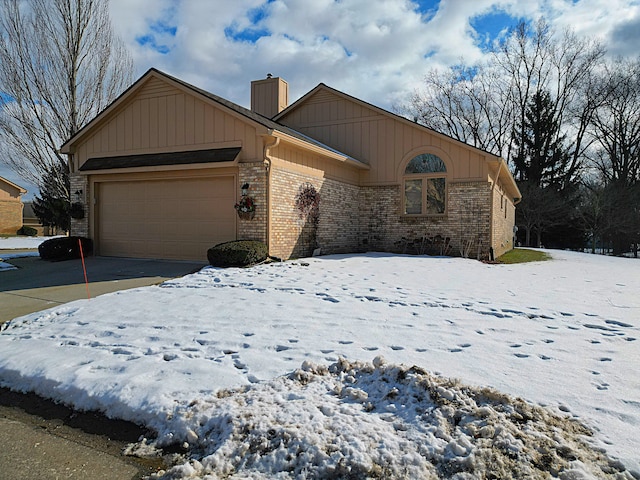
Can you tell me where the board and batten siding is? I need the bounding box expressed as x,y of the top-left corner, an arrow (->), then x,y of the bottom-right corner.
279,89 -> 491,185
73,77 -> 261,171
268,141 -> 361,186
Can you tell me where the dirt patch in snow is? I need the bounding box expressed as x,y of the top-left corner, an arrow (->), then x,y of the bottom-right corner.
135,357 -> 632,479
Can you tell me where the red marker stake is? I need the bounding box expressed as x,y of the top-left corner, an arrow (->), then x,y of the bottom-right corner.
78,238 -> 91,300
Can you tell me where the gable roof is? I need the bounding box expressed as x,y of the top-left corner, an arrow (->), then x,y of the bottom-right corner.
60,69 -> 367,170
0,176 -> 26,195
275,82 -> 521,199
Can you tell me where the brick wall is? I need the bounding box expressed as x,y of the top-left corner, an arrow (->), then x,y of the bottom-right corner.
268,166 -> 360,259
316,178 -> 360,255
237,162 -> 268,244
269,167 -> 323,259
359,181 -> 493,259
0,199 -> 23,235
70,174 -> 89,238
267,171 -> 496,260
491,184 -> 516,258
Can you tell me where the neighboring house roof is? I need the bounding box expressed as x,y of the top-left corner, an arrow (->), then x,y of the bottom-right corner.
60,69 -> 368,170
276,83 -> 521,200
0,176 -> 27,195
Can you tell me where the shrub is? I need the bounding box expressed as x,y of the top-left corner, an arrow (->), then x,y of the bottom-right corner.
17,226 -> 38,236
39,236 -> 93,261
69,202 -> 85,219
207,240 -> 268,268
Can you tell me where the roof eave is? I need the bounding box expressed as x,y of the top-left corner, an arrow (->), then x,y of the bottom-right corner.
489,157 -> 521,201
0,176 -> 27,194
271,130 -> 369,170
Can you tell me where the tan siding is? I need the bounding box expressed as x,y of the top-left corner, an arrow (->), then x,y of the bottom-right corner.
116,110 -> 125,151
194,100 -> 204,144
280,89 -> 494,186
74,78 -> 261,170
166,94 -> 176,146
132,99 -> 141,149
269,143 -> 360,185
149,97 -> 159,147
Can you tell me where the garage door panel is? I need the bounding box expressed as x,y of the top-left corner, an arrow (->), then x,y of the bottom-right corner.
98,176 -> 237,261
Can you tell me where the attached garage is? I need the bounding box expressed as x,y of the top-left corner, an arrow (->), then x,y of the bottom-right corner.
96,175 -> 236,260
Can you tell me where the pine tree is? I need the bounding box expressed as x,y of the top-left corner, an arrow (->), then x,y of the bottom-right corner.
512,91 -> 572,188
32,162 -> 70,233
512,91 -> 578,247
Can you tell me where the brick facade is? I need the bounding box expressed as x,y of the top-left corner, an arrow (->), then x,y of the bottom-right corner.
268,166 -> 323,259
491,183 -> 516,258
237,162 -> 268,244
236,162 -> 499,260
0,199 -> 23,235
359,181 -> 493,259
70,174 -> 89,238
73,164 -> 506,262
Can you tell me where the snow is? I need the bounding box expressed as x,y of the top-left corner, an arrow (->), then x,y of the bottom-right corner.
0,248 -> 638,479
0,236 -> 59,270
0,235 -> 59,250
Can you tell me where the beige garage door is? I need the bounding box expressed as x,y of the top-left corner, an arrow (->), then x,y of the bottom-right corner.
97,177 -> 236,261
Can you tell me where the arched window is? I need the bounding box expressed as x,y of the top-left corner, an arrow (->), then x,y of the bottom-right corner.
403,153 -> 447,215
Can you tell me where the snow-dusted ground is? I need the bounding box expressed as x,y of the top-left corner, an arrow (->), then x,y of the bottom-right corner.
0,246 -> 638,478
0,236 -> 58,270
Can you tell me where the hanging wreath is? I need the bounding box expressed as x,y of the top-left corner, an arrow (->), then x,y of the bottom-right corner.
234,196 -> 256,220
295,183 -> 320,224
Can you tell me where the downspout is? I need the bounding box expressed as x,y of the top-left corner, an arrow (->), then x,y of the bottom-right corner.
263,134 -> 280,255
489,159 -> 504,261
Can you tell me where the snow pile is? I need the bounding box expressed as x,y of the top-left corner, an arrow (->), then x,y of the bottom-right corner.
143,357 -> 630,480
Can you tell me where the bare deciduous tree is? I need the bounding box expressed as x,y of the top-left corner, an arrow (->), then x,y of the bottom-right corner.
498,20 -> 605,186
403,19 -> 605,176
405,64 -> 515,157
0,0 -> 133,199
590,57 -> 640,186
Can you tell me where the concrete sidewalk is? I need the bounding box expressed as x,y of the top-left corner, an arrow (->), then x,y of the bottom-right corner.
0,252 -> 206,478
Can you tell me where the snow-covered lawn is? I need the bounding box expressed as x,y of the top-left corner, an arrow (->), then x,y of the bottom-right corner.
0,249 -> 638,478
0,236 -> 58,270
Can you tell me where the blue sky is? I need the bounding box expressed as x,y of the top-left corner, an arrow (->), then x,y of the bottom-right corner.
2,0 -> 639,197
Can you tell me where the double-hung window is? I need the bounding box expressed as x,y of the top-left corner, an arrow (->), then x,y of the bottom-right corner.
403,153 -> 447,215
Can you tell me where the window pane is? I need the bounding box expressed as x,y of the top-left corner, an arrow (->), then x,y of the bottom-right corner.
405,153 -> 447,174
426,177 -> 445,214
404,179 -> 422,214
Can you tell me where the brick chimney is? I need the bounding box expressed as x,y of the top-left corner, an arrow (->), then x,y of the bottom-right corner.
251,74 -> 288,118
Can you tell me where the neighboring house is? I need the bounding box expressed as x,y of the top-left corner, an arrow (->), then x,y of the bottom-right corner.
0,176 -> 26,235
22,202 -> 46,236
60,69 -> 520,262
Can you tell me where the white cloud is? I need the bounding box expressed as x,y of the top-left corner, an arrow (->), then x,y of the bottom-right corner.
6,2 -> 632,118
103,0 -> 640,111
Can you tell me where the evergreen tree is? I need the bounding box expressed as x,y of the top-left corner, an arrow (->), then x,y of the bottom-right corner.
512,91 -> 572,188
512,91 -> 580,247
32,162 -> 70,233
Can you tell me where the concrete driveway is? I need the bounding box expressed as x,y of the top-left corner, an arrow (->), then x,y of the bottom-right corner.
0,252 -> 206,479
0,253 -> 205,324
